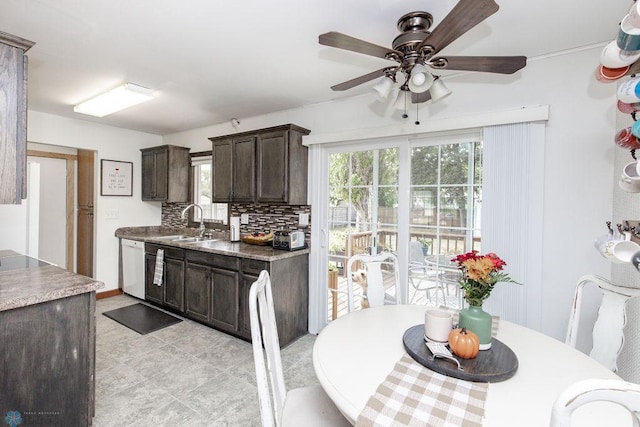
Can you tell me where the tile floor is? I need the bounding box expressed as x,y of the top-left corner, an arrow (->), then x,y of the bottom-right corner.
93,294 -> 318,426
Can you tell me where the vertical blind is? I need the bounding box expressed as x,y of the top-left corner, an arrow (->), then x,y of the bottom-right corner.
481,122 -> 545,329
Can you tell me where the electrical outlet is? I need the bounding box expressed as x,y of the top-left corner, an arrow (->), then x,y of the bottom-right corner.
241,214 -> 249,224
299,213 -> 309,227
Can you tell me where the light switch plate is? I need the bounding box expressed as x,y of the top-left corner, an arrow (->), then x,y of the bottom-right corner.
105,209 -> 119,220
299,213 -> 309,227
241,214 -> 249,224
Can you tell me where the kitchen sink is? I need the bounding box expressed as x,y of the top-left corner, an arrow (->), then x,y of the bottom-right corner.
188,239 -> 222,248
154,235 -> 189,240
172,236 -> 213,243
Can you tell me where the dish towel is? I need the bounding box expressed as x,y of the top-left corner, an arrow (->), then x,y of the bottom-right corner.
356,353 -> 489,427
152,249 -> 164,286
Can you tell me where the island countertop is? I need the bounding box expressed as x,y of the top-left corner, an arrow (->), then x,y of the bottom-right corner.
0,251 -> 104,312
115,226 -> 310,261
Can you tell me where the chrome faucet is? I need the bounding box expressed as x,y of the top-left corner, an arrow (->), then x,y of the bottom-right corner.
181,204 -> 206,237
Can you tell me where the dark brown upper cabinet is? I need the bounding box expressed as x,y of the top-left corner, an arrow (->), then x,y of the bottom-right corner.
0,31 -> 34,204
209,124 -> 310,205
140,145 -> 190,202
211,135 -> 256,202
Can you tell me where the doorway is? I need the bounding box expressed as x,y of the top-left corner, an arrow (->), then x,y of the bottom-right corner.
27,149 -> 76,270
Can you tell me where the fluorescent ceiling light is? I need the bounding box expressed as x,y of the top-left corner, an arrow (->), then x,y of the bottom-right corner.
73,83 -> 154,117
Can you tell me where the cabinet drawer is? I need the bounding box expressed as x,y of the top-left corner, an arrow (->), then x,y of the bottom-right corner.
145,243 -> 185,260
186,250 -> 240,270
241,258 -> 269,276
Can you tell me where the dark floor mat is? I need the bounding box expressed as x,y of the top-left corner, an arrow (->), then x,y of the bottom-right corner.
103,303 -> 182,335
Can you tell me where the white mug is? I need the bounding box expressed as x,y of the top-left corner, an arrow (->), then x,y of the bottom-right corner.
601,40 -> 640,68
619,161 -> 640,193
424,309 -> 453,342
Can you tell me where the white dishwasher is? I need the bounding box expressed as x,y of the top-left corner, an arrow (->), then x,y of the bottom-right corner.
121,239 -> 146,299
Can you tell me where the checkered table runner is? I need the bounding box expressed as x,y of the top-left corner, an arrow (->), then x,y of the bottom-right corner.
356,308 -> 499,426
356,353 -> 489,427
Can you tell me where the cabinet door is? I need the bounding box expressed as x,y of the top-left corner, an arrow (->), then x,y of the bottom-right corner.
212,141 -> 232,202
211,268 -> 240,333
232,136 -> 256,202
163,257 -> 184,312
77,208 -> 94,277
153,149 -> 168,201
77,150 -> 94,208
238,273 -> 257,339
256,131 -> 287,203
141,151 -> 155,200
144,253 -> 163,304
185,262 -> 212,324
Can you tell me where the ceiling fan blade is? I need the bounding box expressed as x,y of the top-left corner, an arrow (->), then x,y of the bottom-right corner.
429,56 -> 527,74
418,0 -> 499,55
319,31 -> 399,60
411,91 -> 432,104
330,68 -> 389,91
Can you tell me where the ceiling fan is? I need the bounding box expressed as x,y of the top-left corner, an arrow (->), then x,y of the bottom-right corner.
319,0 -> 526,106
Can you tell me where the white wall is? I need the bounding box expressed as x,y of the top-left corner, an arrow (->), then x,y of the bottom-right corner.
0,111 -> 164,291
165,46 -> 616,342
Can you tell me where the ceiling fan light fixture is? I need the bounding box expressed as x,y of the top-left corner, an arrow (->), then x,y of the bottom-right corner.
73,83 -> 154,117
393,87 -> 409,110
371,75 -> 395,102
408,64 -> 434,93
428,77 -> 452,103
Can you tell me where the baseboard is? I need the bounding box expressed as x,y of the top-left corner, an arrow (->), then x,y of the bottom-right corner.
96,289 -> 123,300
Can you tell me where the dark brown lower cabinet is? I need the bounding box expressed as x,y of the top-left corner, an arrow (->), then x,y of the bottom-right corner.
144,244 -> 184,311
144,242 -> 309,347
0,292 -> 96,425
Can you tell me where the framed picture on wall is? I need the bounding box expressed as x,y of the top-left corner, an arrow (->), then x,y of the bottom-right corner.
101,159 -> 133,196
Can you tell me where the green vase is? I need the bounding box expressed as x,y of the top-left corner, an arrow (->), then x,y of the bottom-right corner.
458,305 -> 492,350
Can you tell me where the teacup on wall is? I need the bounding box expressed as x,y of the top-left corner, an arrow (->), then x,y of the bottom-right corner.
619,161 -> 640,193
598,235 -> 640,264
618,15 -> 640,52
601,40 -> 640,68
614,127 -> 640,150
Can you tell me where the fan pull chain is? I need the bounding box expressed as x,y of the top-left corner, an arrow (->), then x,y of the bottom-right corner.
415,102 -> 420,125
402,90 -> 408,119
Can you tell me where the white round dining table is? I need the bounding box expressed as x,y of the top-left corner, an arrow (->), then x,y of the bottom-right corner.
312,305 -> 631,426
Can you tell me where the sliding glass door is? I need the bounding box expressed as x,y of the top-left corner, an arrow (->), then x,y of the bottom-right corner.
308,131 -> 483,330
326,148 -> 400,319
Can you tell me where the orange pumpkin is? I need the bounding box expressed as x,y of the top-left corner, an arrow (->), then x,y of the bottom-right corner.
448,328 -> 480,359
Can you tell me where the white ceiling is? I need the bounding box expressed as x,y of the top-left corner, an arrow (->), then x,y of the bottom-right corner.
0,0 -> 632,135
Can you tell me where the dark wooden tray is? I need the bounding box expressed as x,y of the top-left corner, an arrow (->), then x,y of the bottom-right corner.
402,324 -> 518,383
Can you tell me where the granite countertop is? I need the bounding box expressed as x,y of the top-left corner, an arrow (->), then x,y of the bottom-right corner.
115,226 -> 310,261
0,251 -> 104,312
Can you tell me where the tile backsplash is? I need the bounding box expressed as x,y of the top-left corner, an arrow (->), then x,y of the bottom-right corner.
162,202 -> 311,240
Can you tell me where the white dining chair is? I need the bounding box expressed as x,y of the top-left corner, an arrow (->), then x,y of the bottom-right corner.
408,241 -> 445,304
550,378 -> 640,426
565,274 -> 640,371
346,252 -> 400,313
249,270 -> 349,427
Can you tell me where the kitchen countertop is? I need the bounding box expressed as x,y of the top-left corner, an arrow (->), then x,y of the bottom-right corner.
0,251 -> 104,312
115,226 -> 310,261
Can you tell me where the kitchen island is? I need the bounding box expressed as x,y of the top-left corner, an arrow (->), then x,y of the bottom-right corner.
0,250 -> 104,426
115,226 -> 309,346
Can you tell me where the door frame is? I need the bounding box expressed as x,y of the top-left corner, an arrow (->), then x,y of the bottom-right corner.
27,149 -> 76,271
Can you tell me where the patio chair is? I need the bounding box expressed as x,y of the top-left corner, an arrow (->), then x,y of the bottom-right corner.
408,241 -> 445,304
249,270 -> 349,427
565,274 -> 640,371
550,378 -> 640,426
346,252 -> 400,312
